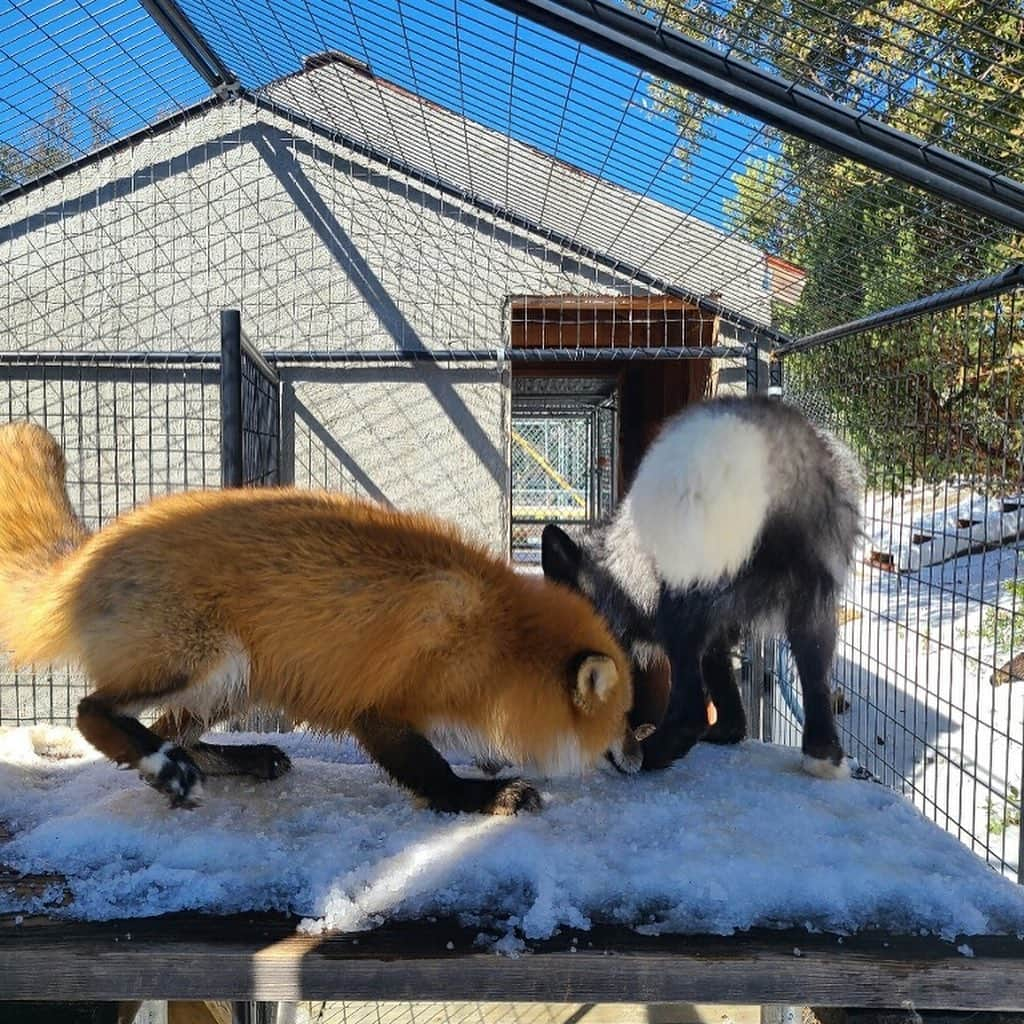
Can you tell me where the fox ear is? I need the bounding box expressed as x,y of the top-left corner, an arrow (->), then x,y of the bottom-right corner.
542,524 -> 582,590
570,653 -> 619,712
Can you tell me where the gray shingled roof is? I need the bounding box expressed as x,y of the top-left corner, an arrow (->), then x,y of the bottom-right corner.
264,57 -> 774,326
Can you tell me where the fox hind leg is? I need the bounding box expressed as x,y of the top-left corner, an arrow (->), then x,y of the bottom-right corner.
151,708 -> 291,781
352,711 -> 541,815
77,687 -> 205,808
700,627 -> 747,745
788,587 -> 848,779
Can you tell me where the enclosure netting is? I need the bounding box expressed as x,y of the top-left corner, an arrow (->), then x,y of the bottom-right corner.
0,0 -> 1022,878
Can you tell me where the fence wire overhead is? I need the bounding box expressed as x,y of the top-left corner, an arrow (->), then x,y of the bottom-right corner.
176,0 -> 1024,323
0,0 -> 211,185
2,0 -> 1020,347
185,0 -> 1024,333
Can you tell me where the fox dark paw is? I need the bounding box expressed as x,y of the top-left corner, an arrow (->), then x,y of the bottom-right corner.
138,743 -> 205,808
426,777 -> 542,815
801,737 -> 849,780
248,744 -> 292,780
641,728 -> 701,771
702,718 -> 747,745
482,779 -> 542,816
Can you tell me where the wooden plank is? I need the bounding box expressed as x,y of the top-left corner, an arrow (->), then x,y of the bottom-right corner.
0,915 -> 1022,1010
0,865 -> 71,908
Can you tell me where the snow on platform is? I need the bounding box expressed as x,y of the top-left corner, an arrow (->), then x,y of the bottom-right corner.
2,727 -> 1023,944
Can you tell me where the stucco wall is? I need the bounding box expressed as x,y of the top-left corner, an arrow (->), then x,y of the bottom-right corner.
1,98 -> 652,552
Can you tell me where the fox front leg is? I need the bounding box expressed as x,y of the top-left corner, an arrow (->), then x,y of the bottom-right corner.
642,590 -> 714,770
351,712 -> 542,815
699,629 -> 747,746
151,708 -> 292,781
78,695 -> 205,808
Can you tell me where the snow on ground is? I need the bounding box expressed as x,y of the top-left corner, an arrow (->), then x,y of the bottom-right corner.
865,484 -> 1023,572
2,725 -> 1024,944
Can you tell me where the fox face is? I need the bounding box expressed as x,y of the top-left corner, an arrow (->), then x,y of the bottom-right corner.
563,651 -> 651,775
481,578 -> 655,778
541,523 -> 672,738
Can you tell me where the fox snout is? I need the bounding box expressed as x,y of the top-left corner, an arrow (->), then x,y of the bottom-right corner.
606,721 -> 656,774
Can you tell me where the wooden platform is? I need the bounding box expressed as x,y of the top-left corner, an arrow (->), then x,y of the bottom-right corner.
1,913 -> 1023,1010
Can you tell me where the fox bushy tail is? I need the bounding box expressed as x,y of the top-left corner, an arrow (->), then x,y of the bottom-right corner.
0,422 -> 89,665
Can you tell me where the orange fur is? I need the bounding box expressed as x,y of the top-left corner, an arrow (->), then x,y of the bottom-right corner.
0,423 -> 90,665
0,423 -> 638,787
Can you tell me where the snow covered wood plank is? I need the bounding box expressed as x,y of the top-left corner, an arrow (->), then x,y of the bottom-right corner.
0,914 -> 1023,1009
3,730 -> 1024,942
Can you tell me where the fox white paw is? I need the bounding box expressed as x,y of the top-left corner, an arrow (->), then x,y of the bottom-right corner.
801,753 -> 851,780
138,742 -> 205,808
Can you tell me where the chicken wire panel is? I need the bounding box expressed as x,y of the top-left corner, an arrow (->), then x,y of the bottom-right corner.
772,286 -> 1024,881
0,356 -> 221,726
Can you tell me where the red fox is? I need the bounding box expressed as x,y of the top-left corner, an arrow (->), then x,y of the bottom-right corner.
0,423 -> 649,814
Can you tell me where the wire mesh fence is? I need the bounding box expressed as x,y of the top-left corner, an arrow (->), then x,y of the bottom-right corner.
764,284 -> 1024,881
0,352 -> 221,725
0,0 -> 1021,909
0,337 -> 273,726
241,342 -> 282,487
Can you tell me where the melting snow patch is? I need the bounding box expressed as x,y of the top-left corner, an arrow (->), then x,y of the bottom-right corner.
2,726 -> 1024,942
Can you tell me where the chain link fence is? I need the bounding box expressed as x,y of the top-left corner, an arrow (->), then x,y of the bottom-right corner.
510,394 -> 616,566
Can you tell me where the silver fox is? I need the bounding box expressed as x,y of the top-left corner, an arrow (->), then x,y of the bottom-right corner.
542,395 -> 863,779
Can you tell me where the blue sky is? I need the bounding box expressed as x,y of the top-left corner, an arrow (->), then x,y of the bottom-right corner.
0,0 -> 759,228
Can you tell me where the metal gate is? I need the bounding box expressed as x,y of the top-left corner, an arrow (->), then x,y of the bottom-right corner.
510,377 -> 616,566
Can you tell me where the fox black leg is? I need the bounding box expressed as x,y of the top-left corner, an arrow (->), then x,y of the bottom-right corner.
77,693 -> 205,808
700,626 -> 747,745
152,708 -> 291,781
788,588 -> 847,778
352,711 -> 541,815
642,590 -> 713,770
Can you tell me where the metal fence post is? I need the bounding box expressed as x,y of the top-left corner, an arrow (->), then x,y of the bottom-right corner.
1019,746 -> 1024,884
768,354 -> 783,396
220,308 -> 243,488
745,341 -> 760,394
742,339 -> 766,735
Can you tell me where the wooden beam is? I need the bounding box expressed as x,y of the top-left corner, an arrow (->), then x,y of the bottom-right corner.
1,915 -> 1022,1009
509,295 -> 700,312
